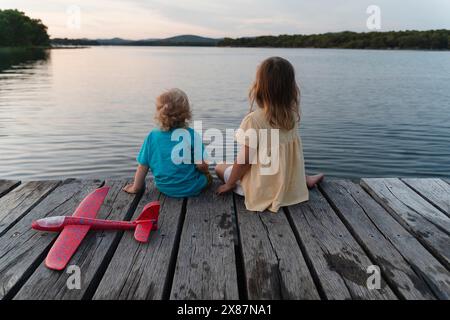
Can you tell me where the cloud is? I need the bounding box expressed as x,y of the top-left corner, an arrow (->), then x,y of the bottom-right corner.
1,0 -> 449,39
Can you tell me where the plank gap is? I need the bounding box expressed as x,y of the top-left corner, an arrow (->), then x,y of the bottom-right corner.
286,189 -> 397,299
401,178 -> 450,218
0,179 -> 105,300
82,185 -> 145,300
161,196 -> 188,300
385,180 -> 450,236
283,206 -> 328,300
0,181 -> 61,238
324,180 -> 450,299
318,184 -> 410,300
0,180 -> 21,198
361,179 -> 450,270
231,193 -> 248,300
5,241 -> 54,300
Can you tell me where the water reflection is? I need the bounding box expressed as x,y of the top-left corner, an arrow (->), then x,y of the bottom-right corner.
0,48 -> 49,73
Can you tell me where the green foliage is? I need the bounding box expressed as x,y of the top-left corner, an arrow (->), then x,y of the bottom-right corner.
0,9 -> 49,47
218,30 -> 450,50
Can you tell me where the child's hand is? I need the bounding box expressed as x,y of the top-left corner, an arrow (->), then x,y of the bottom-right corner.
196,162 -> 209,174
123,183 -> 141,194
216,183 -> 235,195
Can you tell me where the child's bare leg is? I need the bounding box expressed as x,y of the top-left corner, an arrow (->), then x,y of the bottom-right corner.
306,173 -> 325,189
215,163 -> 233,182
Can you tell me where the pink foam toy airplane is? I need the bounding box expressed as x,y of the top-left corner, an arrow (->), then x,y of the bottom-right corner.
32,186 -> 160,271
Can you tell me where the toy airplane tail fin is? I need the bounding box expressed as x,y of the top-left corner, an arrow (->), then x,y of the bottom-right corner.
134,201 -> 160,243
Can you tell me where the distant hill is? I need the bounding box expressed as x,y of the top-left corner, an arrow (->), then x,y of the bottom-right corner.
132,35 -> 221,46
162,35 -> 220,44
96,38 -> 134,45
51,35 -> 221,47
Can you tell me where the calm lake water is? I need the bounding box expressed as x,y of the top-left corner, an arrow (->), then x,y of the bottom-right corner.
0,46 -> 449,180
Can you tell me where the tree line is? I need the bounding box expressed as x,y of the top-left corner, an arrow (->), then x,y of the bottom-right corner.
218,30 -> 450,50
0,9 -> 49,47
51,38 -> 101,46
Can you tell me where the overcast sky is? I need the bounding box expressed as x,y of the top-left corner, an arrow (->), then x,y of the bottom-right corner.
2,0 -> 450,39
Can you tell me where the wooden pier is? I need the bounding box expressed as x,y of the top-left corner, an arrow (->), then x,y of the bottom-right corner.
0,178 -> 449,300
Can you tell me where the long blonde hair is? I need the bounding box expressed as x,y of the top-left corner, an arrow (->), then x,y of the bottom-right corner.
249,57 -> 300,130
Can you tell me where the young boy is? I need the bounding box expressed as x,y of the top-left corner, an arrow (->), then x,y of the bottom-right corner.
123,88 -> 210,197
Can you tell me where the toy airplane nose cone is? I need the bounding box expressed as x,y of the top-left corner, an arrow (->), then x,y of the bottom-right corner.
31,221 -> 40,230
32,216 -> 65,230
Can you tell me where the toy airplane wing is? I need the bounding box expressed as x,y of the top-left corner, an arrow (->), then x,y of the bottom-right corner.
45,186 -> 110,270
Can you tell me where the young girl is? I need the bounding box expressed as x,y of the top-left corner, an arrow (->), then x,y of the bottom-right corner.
123,88 -> 210,197
216,57 -> 324,212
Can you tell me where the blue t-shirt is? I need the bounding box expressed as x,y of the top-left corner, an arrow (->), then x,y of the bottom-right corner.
137,127 -> 207,198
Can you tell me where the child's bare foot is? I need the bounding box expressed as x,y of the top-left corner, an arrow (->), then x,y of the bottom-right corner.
306,174 -> 325,189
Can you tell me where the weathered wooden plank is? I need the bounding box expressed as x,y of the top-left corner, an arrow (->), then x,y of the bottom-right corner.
0,181 -> 60,237
14,180 -> 141,300
361,178 -> 450,268
362,178 -> 450,234
235,197 -> 320,300
170,181 -> 238,300
93,183 -> 184,300
0,179 -> 102,300
402,178 -> 450,217
286,189 -> 397,300
321,180 -> 449,299
0,180 -> 20,198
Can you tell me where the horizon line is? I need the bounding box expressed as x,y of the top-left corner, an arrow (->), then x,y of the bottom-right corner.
50,28 -> 450,41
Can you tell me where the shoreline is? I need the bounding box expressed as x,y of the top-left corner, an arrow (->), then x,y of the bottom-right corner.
51,45 -> 450,52
2,45 -> 449,52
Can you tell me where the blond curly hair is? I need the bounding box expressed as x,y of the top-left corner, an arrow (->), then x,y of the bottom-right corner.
155,88 -> 192,131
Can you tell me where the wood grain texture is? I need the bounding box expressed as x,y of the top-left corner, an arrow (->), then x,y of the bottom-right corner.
170,181 -> 239,300
14,180 -> 141,300
402,178 -> 450,217
361,178 -> 450,268
235,196 -> 319,300
0,181 -> 60,237
93,183 -> 185,300
286,189 -> 397,300
0,179 -> 102,300
321,180 -> 448,299
0,180 -> 20,198
361,178 -> 450,233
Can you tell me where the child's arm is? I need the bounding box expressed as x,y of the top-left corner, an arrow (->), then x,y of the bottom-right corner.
193,131 -> 209,174
123,164 -> 149,194
217,145 -> 251,195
